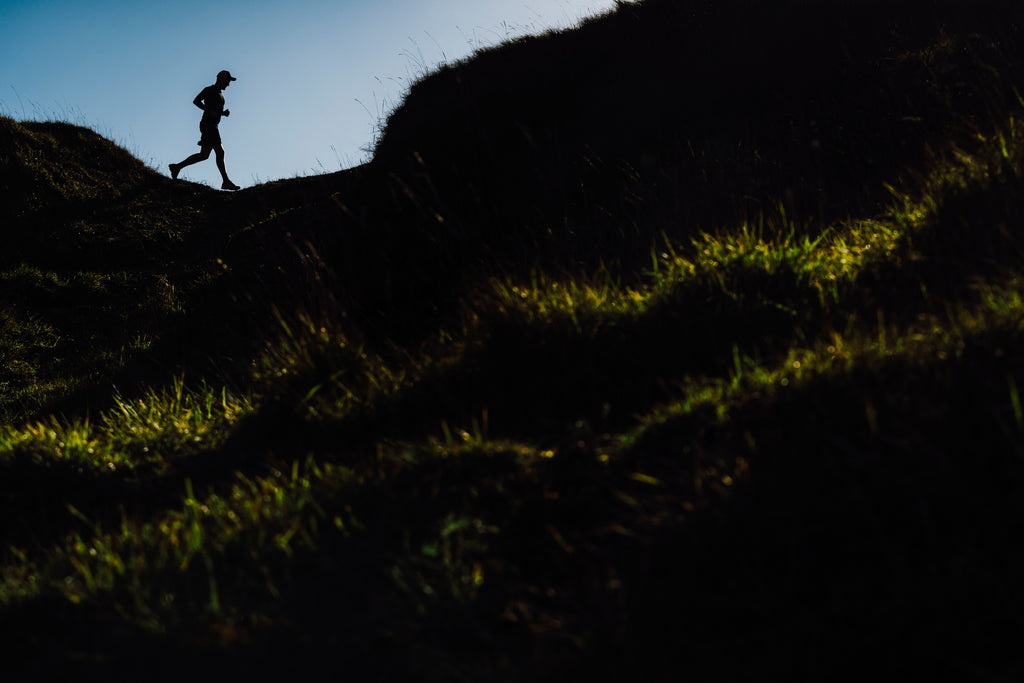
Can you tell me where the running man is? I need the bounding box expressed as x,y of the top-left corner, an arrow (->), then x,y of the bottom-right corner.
169,70 -> 241,190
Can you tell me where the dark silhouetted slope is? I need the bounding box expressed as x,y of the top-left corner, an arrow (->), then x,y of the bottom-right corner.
0,117 -> 150,213
0,117 -> 222,267
374,0 -> 1024,261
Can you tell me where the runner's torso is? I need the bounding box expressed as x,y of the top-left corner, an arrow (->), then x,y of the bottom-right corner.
199,85 -> 225,124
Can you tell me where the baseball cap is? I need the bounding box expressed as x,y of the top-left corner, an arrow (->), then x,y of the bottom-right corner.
218,70 -> 237,82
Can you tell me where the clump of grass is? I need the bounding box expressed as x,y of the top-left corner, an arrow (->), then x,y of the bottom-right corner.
103,379 -> 252,467
0,379 -> 253,561
483,268 -> 644,333
34,458 -> 345,619
250,309 -> 412,422
0,306 -> 62,419
0,378 -> 251,472
481,208 -> 904,336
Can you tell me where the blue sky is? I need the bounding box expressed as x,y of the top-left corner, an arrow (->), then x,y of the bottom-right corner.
0,0 -> 621,187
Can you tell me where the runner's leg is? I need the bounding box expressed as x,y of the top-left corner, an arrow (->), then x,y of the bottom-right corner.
215,145 -> 229,183
176,146 -> 213,170
215,145 -> 239,189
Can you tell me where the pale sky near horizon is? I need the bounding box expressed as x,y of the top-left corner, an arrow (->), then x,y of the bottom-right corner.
0,0 -> 622,188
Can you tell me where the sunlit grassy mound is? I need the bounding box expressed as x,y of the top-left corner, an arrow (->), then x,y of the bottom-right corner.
4,0 -> 1024,680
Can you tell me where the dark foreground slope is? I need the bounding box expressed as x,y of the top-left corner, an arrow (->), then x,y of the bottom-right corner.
4,1 -> 1024,681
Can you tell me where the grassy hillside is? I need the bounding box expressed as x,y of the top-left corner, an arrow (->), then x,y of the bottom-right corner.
4,0 -> 1024,679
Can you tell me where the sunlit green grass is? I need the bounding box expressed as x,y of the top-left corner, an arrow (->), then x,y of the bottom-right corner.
0,379 -> 250,472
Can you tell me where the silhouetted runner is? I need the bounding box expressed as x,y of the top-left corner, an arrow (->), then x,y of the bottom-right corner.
169,70 -> 241,190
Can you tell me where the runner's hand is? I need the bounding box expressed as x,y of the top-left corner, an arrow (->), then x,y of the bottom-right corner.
223,110 -> 231,117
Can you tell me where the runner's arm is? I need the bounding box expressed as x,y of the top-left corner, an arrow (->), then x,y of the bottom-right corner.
193,91 -> 207,111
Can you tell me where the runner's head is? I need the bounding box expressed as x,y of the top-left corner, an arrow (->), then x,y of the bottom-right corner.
216,70 -> 237,88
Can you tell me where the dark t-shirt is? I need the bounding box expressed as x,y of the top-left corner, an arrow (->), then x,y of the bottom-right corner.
197,85 -> 225,125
